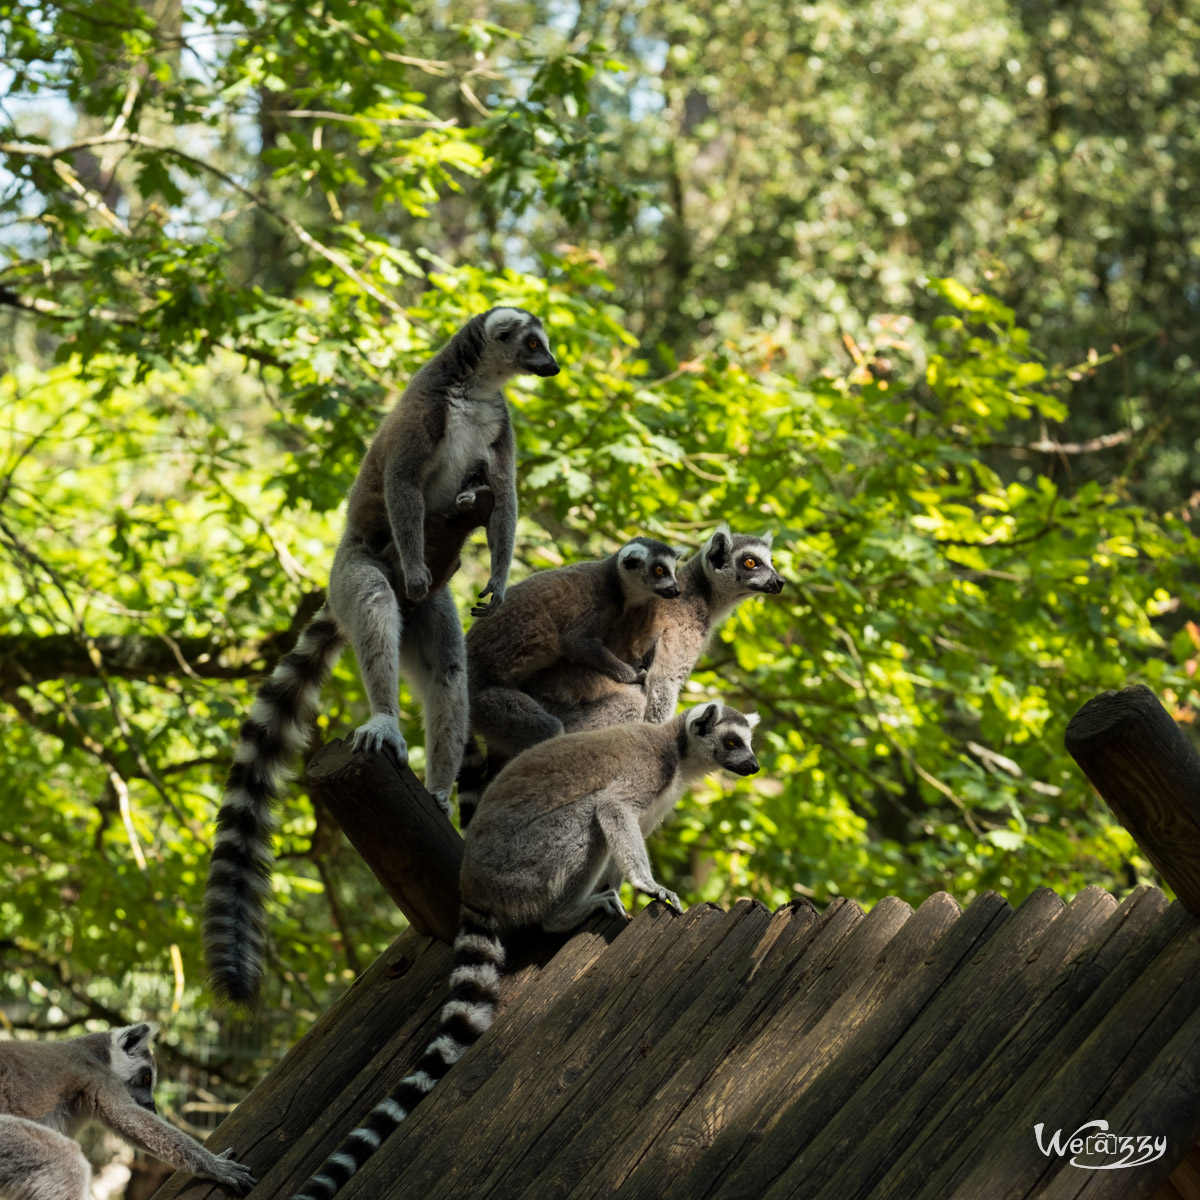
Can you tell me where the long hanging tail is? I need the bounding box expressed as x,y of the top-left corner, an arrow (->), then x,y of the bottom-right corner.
454,735 -> 491,828
291,907 -> 505,1200
203,606 -> 346,1006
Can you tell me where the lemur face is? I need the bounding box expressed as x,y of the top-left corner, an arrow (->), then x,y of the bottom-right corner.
483,307 -> 560,377
705,530 -> 785,595
112,1024 -> 158,1113
617,538 -> 682,600
685,702 -> 761,776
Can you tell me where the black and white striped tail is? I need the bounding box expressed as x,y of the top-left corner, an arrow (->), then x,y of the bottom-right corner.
455,736 -> 490,829
291,907 -> 505,1200
203,606 -> 346,1006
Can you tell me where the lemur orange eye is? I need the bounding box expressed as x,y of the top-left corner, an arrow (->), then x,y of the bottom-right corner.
527,337 -> 539,349
726,738 -> 737,748
744,557 -> 757,569
654,565 -> 664,576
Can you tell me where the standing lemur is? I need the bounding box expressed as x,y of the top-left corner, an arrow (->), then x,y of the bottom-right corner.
0,1023 -> 255,1199
290,701 -> 759,1200
526,524 -> 784,733
203,307 -> 559,1007
458,537 -> 682,824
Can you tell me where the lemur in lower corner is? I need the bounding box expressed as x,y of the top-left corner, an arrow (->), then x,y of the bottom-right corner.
457,537 -> 682,825
203,307 -> 559,1008
291,701 -> 758,1200
527,523 -> 785,733
0,1023 -> 255,1200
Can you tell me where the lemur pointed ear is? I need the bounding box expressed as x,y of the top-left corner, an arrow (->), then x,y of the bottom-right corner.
744,711 -> 761,729
760,530 -> 775,547
688,702 -> 719,737
617,542 -> 646,570
116,1023 -> 157,1054
706,525 -> 732,570
483,307 -> 525,340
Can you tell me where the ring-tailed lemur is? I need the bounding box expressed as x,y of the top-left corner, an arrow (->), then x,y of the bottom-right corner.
203,308 -> 559,1007
458,537 -> 682,825
0,1023 -> 255,1199
524,524 -> 784,733
290,701 -> 759,1200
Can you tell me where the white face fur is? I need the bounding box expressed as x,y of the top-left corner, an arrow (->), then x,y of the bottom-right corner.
685,702 -> 761,776
703,525 -> 785,597
111,1024 -> 158,1110
480,308 -> 559,380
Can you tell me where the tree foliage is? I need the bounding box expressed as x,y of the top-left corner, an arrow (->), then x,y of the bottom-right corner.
1,0 -> 1198,1058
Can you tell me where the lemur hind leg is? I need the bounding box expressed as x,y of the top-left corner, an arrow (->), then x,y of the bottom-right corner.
0,1117 -> 91,1200
469,686 -> 564,757
401,585 -> 468,816
329,543 -> 408,763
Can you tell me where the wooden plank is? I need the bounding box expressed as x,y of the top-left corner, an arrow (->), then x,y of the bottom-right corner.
703,889 -> 1016,1200
465,899 -> 788,1200
342,900 -> 722,1199
148,927 -> 449,1200
263,914 -> 622,1199
1065,685 -> 1200,914
306,737 -> 463,942
565,897 -> 866,1200
622,894 -> 961,1200
874,885 -> 1175,1200
1040,1006 -> 1200,1199
914,901 -> 1200,1200
787,887 -> 1114,1200
1155,1144 -> 1200,1200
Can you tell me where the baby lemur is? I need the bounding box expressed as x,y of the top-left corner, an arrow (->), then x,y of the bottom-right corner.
290,701 -> 759,1200
459,537 -> 682,824
529,524 -> 784,733
0,1023 -> 255,1200
204,307 -> 559,1007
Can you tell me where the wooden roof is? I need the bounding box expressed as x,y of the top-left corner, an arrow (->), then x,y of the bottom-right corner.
156,881 -> 1200,1200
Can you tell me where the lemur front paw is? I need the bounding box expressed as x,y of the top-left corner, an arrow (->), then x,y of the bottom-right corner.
351,714 -> 409,764
209,1149 -> 256,1196
471,578 -> 506,617
405,564 -> 433,603
646,884 -> 682,914
611,660 -> 643,685
429,789 -> 452,818
595,888 -> 629,921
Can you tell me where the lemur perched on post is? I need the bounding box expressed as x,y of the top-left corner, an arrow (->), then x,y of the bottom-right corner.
458,537 -> 682,825
290,701 -> 760,1200
203,307 -> 559,1007
525,523 -> 784,732
0,1023 -> 255,1199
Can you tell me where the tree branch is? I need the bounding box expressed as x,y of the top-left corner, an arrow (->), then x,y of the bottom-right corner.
2,132 -> 403,312
0,605 -> 323,687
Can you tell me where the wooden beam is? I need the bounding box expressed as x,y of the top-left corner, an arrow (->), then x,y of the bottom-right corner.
1065,684 -> 1200,914
306,738 -> 463,942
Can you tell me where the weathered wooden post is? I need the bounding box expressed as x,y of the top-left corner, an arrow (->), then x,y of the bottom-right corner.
306,739 -> 463,941
1065,683 -> 1200,914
